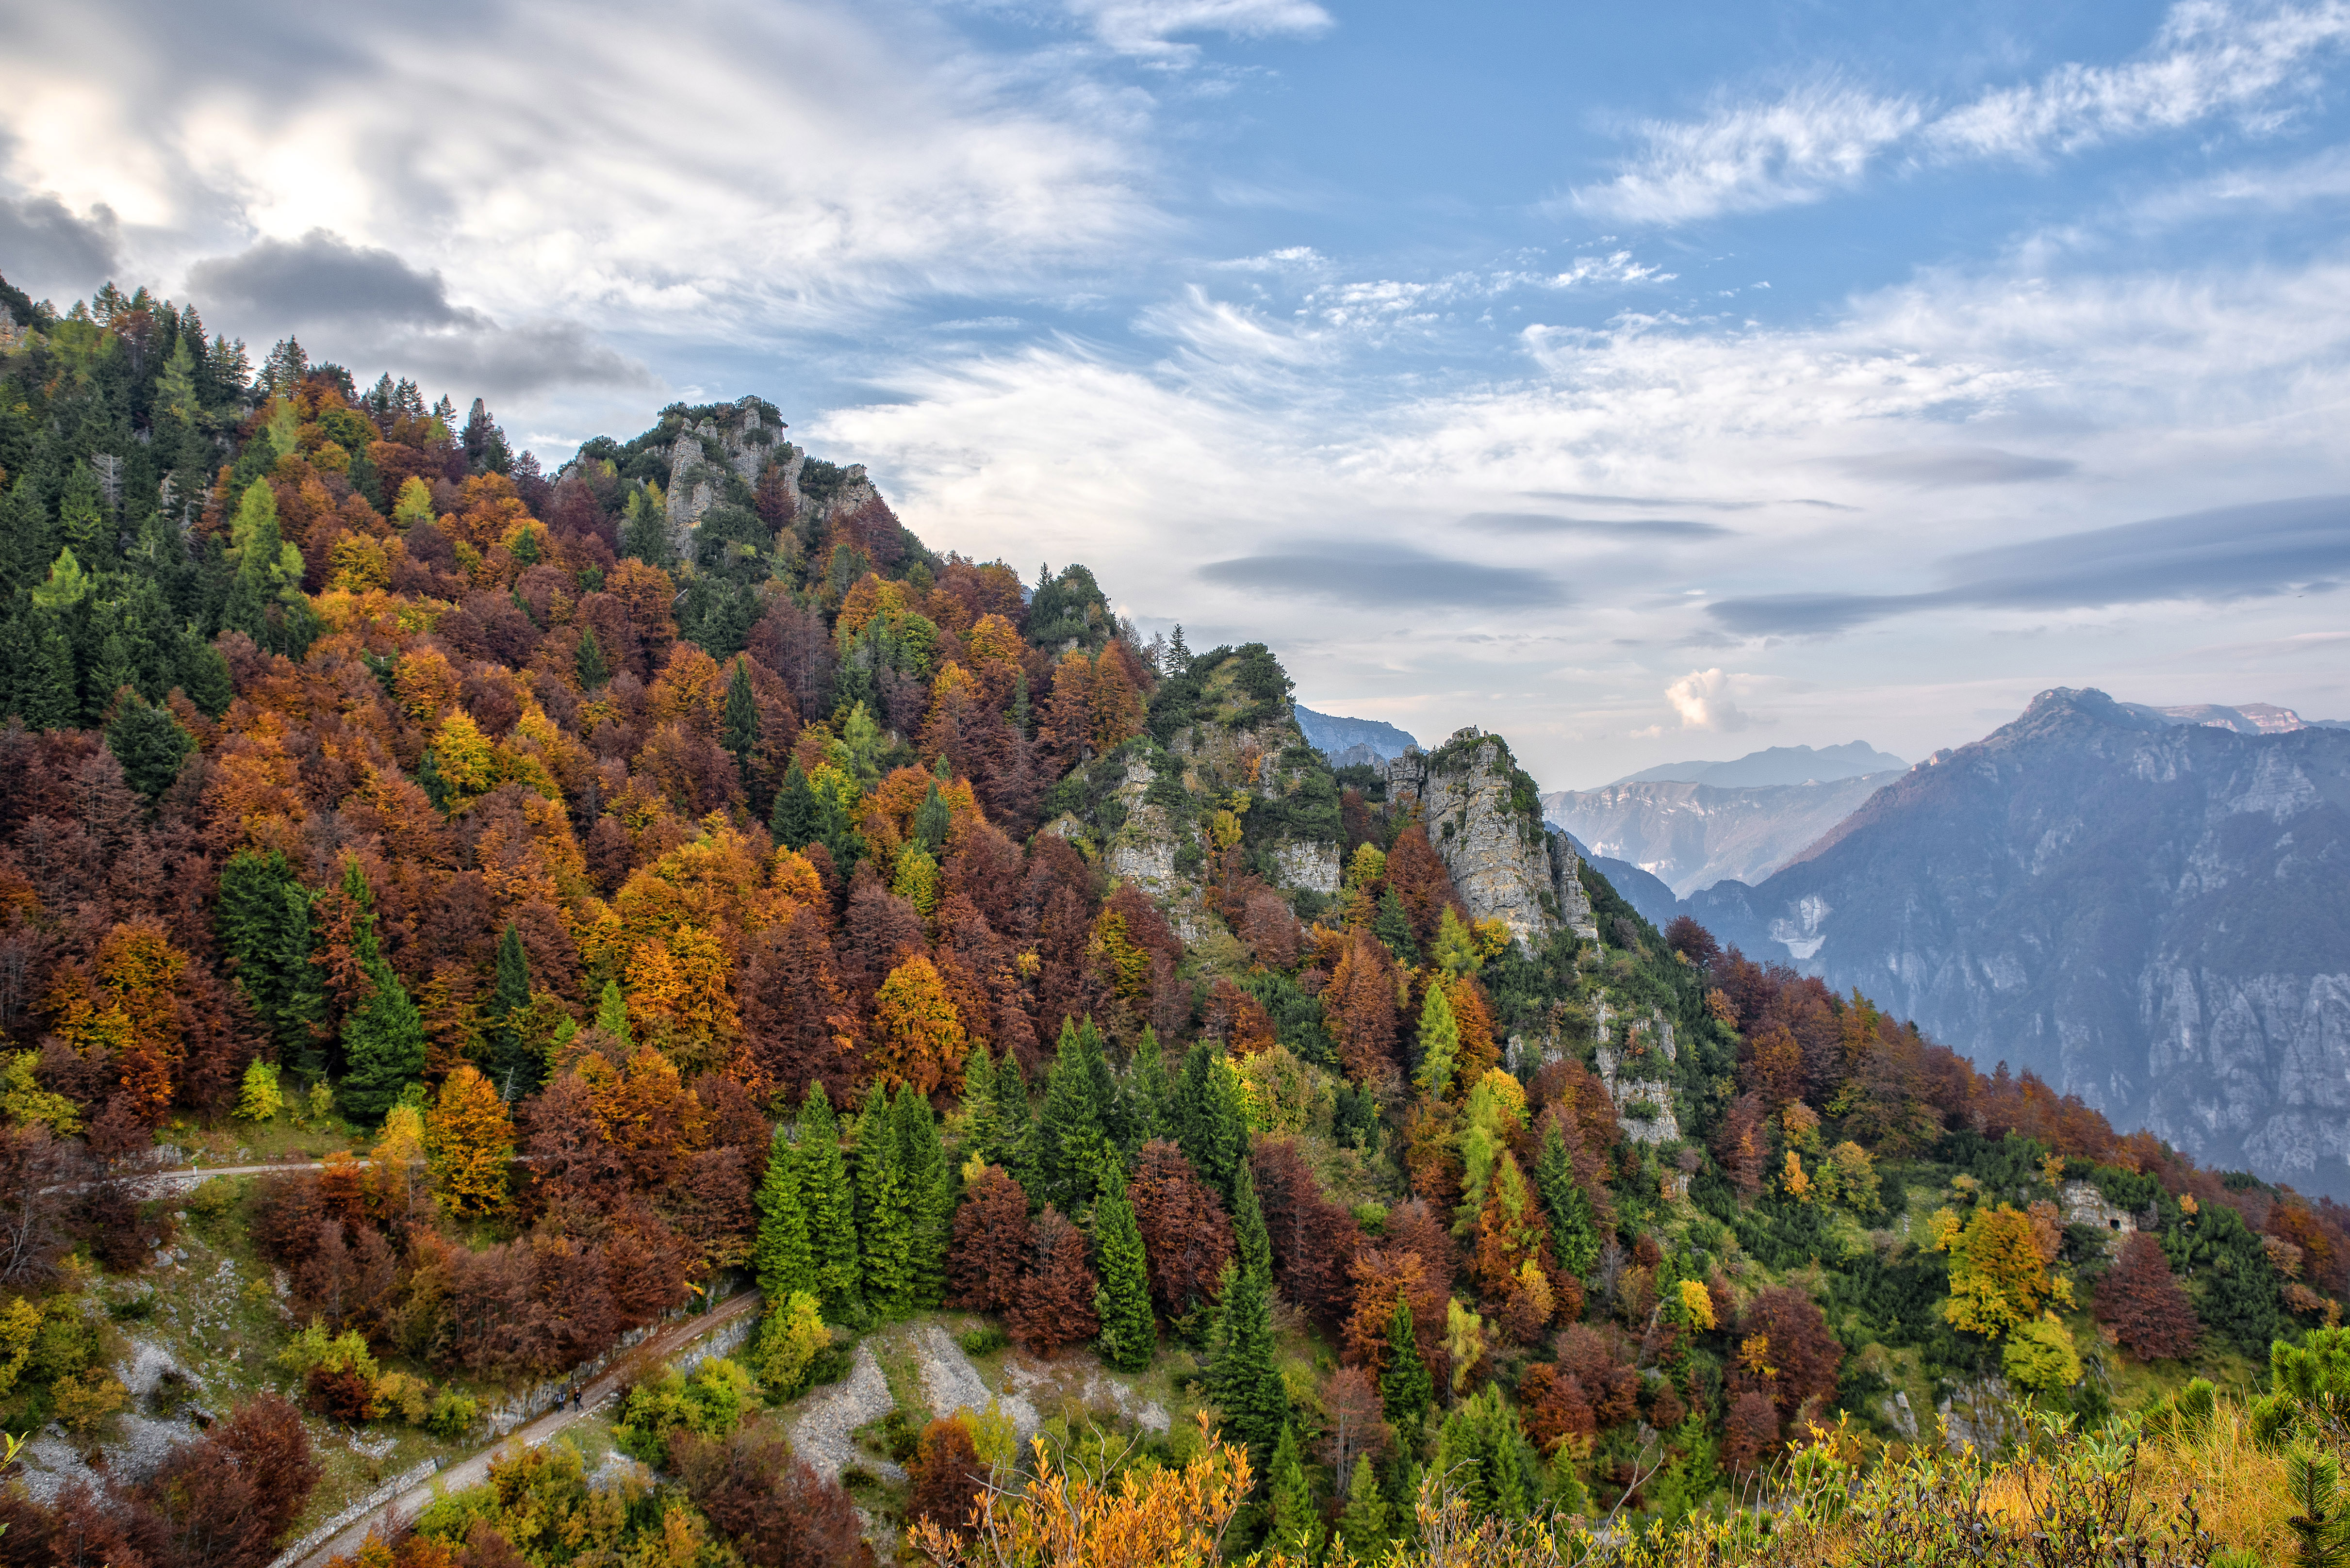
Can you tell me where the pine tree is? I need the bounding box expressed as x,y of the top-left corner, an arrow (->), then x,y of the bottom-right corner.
1337,1457 -> 1392,1562
1037,1018 -> 1113,1215
723,659 -> 757,770
594,978 -> 634,1048
1092,1157 -> 1155,1372
1127,1028 -> 1172,1144
771,758 -> 821,851
1173,1036 -> 1246,1203
1233,1153 -> 1272,1287
1209,1259 -> 1289,1475
106,691 -> 193,799
755,1122 -> 813,1302
1379,1296 -> 1431,1435
799,1083 -> 862,1323
895,1083 -> 953,1310
855,1082 -> 916,1318
1267,1423 -> 1322,1556
485,922 -> 534,1098
1535,1121 -> 1601,1278
338,861 -> 427,1120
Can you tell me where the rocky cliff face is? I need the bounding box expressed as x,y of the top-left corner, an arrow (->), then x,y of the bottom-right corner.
1543,771 -> 1903,897
1386,729 -> 1596,945
1686,688 -> 2350,1196
657,396 -> 886,558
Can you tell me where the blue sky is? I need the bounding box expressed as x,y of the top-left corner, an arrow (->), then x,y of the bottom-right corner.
7,0 -> 2350,785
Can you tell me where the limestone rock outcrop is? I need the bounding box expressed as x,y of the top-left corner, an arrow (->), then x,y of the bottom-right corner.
1385,729 -> 1596,944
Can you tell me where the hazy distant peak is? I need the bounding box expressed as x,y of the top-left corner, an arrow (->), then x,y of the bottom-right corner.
1608,739 -> 1907,789
1294,705 -> 1420,761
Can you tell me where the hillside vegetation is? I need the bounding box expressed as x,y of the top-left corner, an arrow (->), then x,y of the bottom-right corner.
0,275 -> 2346,1568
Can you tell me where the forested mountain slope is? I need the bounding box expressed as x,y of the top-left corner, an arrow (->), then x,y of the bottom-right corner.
0,275 -> 2344,1568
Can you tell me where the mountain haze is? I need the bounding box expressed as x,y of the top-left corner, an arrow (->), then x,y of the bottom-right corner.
1544,770 -> 1903,898
1611,740 -> 1906,788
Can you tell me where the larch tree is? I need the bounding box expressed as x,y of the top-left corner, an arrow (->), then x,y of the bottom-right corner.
1091,1157 -> 1154,1372
425,1064 -> 513,1216
1413,981 -> 1460,1100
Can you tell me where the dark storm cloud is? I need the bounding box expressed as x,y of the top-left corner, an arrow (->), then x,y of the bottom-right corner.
0,192 -> 121,298
1463,511 -> 1734,540
1708,494 -> 2350,635
186,229 -> 482,328
1832,446 -> 2078,487
1199,544 -> 1568,609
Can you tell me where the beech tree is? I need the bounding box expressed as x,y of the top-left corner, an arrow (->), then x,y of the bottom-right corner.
1010,1206 -> 1097,1356
425,1064 -> 512,1216
2094,1231 -> 2201,1360
1128,1140 -> 1233,1323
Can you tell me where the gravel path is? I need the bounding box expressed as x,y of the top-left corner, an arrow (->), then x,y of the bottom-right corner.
788,1342 -> 904,1484
291,1291 -> 761,1568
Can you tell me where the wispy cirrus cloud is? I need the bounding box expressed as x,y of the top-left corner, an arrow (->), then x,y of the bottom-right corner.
1055,0 -> 1332,59
1576,0 -> 2350,223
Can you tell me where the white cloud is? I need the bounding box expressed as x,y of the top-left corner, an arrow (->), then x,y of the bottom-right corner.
1663,668 -> 1753,730
1576,0 -> 2350,224
1060,0 -> 1333,59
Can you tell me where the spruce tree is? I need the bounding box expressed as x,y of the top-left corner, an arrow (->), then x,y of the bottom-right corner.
770,758 -> 821,850
1127,1028 -> 1173,1145
1267,1424 -> 1322,1556
1091,1156 -> 1155,1372
855,1081 -> 915,1317
1535,1121 -> 1600,1277
895,1083 -> 952,1310
1337,1458 -> 1392,1562
913,782 -> 951,855
338,861 -> 426,1120
105,690 -> 193,799
1373,888 -> 1419,964
723,659 -> 757,769
959,1046 -> 1002,1168
12,617 -> 78,732
997,1050 -> 1037,1192
1208,1259 -> 1289,1476
486,921 -> 536,1098
1233,1153 -> 1272,1287
799,1083 -> 862,1323
1379,1296 -> 1431,1435
417,745 -> 448,811
1037,1018 -> 1113,1215
575,624 -> 610,689
753,1123 -> 812,1301
178,636 -> 233,719
216,849 -> 323,1069
1173,1036 -> 1246,1203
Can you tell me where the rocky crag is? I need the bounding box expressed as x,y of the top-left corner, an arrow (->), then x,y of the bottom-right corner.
655,395 -> 887,557
1686,688 -> 2350,1196
1385,728 -> 1598,946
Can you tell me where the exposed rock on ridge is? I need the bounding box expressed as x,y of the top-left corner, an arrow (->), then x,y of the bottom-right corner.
1385,728 -> 1596,945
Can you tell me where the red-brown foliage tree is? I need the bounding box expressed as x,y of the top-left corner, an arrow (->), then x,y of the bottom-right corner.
1128,1141 -> 1232,1322
1009,1206 -> 1098,1356
674,1425 -> 872,1568
2092,1232 -> 2201,1361
1323,928 -> 1400,1089
1250,1138 -> 1360,1330
947,1166 -> 1033,1315
906,1416 -> 988,1531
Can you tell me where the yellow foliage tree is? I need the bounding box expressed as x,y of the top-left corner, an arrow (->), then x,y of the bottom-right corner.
425,1064 -> 514,1217
869,953 -> 969,1096
1940,1201 -> 2065,1339
624,925 -> 739,1075
431,710 -> 498,806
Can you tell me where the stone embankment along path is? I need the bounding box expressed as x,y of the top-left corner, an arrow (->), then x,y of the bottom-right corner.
290,1290 -> 762,1568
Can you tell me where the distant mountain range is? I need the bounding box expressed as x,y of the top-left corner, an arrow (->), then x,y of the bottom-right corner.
1675,689 -> 2350,1197
1610,740 -> 1908,788
1295,705 -> 1420,766
1543,741 -> 1909,898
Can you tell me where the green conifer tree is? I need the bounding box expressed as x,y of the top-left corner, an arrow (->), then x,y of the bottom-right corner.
895,1083 -> 952,1310
1535,1121 -> 1601,1277
913,782 -> 951,854
216,848 -> 323,1070
485,922 -> 536,1099
959,1046 -> 1002,1167
594,978 -> 633,1048
996,1050 -> 1037,1192
799,1083 -> 862,1323
1233,1153 -> 1272,1287
575,624 -> 610,689
178,635 -> 234,719
1379,1296 -> 1431,1435
770,758 -> 821,850
1173,1036 -> 1247,1203
753,1123 -> 812,1301
105,690 -> 193,799
1209,1259 -> 1290,1477
416,745 -> 448,811
855,1081 -> 915,1318
1092,1156 -> 1155,1372
1037,1018 -> 1113,1214
1337,1457 -> 1393,1561
57,460 -> 104,551
9,616 -> 78,732
338,860 -> 426,1120
1267,1424 -> 1323,1557
1127,1027 -> 1172,1145
1373,887 -> 1419,964
723,659 -> 757,769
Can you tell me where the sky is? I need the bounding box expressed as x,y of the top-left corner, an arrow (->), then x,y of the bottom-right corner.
6,0 -> 2350,789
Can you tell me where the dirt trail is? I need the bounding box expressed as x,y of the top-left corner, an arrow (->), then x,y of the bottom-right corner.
291,1291 -> 760,1568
